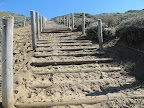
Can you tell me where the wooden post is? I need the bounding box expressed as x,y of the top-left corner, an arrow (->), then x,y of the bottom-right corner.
98,19 -> 104,51
44,17 -> 47,27
30,10 -> 37,50
36,12 -> 40,39
40,15 -> 42,32
24,17 -> 26,27
60,17 -> 62,24
42,16 -> 44,28
72,13 -> 74,30
82,12 -> 85,35
63,16 -> 65,25
54,18 -> 56,22
66,15 -> 68,27
2,16 -> 14,108
57,17 -> 58,23
43,16 -> 45,27
59,17 -> 61,24
68,15 -> 70,27
42,16 -> 45,28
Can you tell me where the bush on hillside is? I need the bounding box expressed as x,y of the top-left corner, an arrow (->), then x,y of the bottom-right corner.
94,13 -> 119,27
116,16 -> 144,46
119,16 -> 144,28
76,19 -> 92,31
86,23 -> 116,42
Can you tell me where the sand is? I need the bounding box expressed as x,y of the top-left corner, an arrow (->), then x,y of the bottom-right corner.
0,21 -> 144,108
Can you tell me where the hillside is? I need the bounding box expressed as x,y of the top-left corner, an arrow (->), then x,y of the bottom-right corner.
52,10 -> 144,28
0,11 -> 31,28
0,11 -> 31,44
52,10 -> 144,46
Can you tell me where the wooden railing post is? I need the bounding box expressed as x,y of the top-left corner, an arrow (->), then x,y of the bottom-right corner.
2,16 -> 14,108
42,16 -> 44,28
42,16 -> 46,28
57,17 -> 59,24
68,15 -> 70,27
54,18 -> 56,23
98,19 -> 104,51
72,13 -> 74,30
40,15 -> 42,32
82,12 -> 85,35
60,17 -> 62,24
59,17 -> 61,24
43,16 -> 46,27
66,15 -> 68,27
30,10 -> 37,50
24,17 -> 26,27
44,17 -> 47,27
58,16 -> 60,24
63,16 -> 65,25
36,12 -> 40,39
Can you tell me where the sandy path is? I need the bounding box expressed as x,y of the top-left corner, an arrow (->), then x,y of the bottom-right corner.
0,21 -> 144,108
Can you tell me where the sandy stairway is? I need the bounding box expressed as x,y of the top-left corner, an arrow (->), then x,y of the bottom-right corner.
15,22 -> 144,108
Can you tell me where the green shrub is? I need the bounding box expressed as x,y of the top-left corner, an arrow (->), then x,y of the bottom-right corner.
116,16 -> 144,46
75,18 -> 93,31
119,16 -> 144,28
86,23 -> 116,42
116,27 -> 144,46
93,13 -> 120,27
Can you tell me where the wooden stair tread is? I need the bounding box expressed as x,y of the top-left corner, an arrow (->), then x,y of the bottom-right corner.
34,51 -> 105,57
35,47 -> 96,52
33,67 -> 121,75
31,58 -> 113,66
15,95 -> 144,108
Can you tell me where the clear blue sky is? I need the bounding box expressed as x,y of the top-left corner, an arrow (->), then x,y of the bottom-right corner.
0,0 -> 143,20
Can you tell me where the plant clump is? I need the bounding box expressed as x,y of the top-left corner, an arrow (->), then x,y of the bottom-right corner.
116,16 -> 144,46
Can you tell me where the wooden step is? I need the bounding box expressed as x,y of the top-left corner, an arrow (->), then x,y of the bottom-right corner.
33,67 -> 121,75
35,47 -> 96,52
30,58 -> 113,66
38,38 -> 89,41
42,28 -> 71,33
37,43 -> 93,47
37,41 -> 90,44
15,95 -> 144,108
34,52 -> 104,58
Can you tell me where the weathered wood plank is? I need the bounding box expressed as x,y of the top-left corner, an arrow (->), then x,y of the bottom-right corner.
15,95 -> 144,108
42,28 -> 71,33
2,16 -> 14,108
37,41 -> 90,44
15,98 -> 114,107
30,58 -> 113,66
34,52 -> 104,58
38,38 -> 89,41
33,67 -> 121,75
30,10 -> 37,50
37,43 -> 93,47
35,47 -> 96,52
